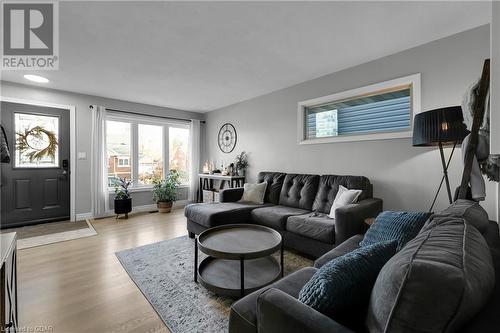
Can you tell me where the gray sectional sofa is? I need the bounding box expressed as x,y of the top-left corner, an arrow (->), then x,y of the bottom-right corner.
228,203 -> 500,333
185,172 -> 383,258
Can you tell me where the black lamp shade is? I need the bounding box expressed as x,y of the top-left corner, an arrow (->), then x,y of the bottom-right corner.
412,106 -> 469,146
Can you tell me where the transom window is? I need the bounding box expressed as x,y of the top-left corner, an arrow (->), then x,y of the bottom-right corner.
298,74 -> 420,144
106,113 -> 189,188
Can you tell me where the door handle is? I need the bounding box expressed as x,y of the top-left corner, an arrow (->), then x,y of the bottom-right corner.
60,159 -> 69,179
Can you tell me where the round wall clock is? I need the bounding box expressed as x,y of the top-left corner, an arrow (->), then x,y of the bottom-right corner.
218,123 -> 237,153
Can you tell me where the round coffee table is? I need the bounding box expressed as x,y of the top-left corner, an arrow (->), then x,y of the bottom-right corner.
194,224 -> 283,297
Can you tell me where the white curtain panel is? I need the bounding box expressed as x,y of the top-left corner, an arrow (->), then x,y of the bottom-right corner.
90,105 -> 109,217
189,119 -> 201,202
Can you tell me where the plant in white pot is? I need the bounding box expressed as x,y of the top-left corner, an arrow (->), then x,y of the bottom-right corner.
152,170 -> 181,213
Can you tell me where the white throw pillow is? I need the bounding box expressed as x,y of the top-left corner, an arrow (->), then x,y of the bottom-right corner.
328,185 -> 363,218
240,182 -> 268,204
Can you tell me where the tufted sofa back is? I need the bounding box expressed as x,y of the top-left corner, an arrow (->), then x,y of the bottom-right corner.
312,175 -> 373,214
279,174 -> 320,210
257,172 -> 286,205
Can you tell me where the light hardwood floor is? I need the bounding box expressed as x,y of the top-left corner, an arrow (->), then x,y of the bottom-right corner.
18,209 -> 188,333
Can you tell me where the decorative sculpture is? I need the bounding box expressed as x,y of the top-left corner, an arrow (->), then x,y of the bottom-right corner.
459,59 -> 499,201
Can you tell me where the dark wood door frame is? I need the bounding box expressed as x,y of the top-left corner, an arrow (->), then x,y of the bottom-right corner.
0,97 -> 76,222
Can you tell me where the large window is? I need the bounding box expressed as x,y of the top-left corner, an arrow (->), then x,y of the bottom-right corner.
138,124 -> 163,185
169,127 -> 189,184
106,115 -> 189,188
106,121 -> 131,186
298,74 -> 420,144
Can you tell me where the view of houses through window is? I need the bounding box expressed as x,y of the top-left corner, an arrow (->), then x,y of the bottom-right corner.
107,121 -> 132,186
138,124 -> 163,184
106,118 -> 189,187
169,127 -> 189,184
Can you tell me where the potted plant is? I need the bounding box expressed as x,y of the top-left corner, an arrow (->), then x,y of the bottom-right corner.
114,177 -> 132,218
152,169 -> 181,213
234,151 -> 249,176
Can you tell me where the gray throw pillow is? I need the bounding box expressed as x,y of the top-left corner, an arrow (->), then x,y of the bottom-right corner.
239,182 -> 267,204
366,216 -> 494,333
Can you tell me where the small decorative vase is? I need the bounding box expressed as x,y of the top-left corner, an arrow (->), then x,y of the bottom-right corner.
158,201 -> 173,213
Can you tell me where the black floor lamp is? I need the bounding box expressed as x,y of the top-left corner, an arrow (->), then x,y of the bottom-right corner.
412,106 -> 469,212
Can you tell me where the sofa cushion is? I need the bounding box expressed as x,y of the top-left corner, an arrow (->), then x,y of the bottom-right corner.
328,185 -> 363,218
312,175 -> 373,214
184,202 -> 271,228
251,205 -> 310,230
366,216 -> 495,333
287,213 -> 335,243
279,174 -> 320,210
314,234 -> 364,268
240,182 -> 267,204
229,267 -> 317,333
360,211 -> 431,250
425,199 -> 490,234
299,240 -> 397,325
257,172 -> 286,205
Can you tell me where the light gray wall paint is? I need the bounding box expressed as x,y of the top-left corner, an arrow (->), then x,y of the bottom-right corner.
204,25 -> 498,220
108,187 -> 189,210
0,82 -> 205,214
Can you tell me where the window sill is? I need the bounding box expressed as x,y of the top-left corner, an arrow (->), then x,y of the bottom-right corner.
108,184 -> 189,193
298,130 -> 412,145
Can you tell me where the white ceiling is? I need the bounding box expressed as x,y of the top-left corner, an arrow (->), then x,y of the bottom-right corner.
1,1 -> 491,112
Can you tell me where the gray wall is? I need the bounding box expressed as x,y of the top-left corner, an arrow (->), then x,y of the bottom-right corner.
204,25 -> 498,220
0,82 -> 205,215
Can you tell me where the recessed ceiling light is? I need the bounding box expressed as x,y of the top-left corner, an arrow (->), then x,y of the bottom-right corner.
24,74 -> 49,83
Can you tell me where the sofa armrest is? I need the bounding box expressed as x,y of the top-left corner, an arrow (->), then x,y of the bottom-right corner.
219,187 -> 244,202
257,288 -> 354,333
314,234 -> 364,268
334,198 -> 383,245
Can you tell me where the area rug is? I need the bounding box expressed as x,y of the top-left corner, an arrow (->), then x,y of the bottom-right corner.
2,220 -> 98,249
116,235 -> 312,333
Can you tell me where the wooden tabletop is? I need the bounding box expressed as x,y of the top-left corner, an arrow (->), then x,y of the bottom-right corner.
197,224 -> 282,260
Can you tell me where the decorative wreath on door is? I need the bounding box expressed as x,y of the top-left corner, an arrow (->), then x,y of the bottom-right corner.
16,126 -> 58,162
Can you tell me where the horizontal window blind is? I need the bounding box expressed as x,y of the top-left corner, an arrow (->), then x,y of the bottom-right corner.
305,87 -> 411,138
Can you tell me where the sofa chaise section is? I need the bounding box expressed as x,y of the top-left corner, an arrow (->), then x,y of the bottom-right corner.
185,202 -> 272,237
185,172 -> 286,237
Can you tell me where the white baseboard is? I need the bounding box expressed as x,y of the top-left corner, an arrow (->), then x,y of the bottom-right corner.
75,212 -> 93,221
76,200 -> 191,220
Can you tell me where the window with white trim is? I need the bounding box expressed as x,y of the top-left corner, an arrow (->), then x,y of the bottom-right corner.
298,74 -> 420,144
118,158 -> 129,166
105,113 -> 190,189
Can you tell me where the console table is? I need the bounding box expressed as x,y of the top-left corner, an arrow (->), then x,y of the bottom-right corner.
1,233 -> 17,332
198,174 -> 245,202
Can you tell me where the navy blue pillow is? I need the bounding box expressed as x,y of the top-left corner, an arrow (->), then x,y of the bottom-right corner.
298,240 -> 397,319
360,211 -> 431,250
